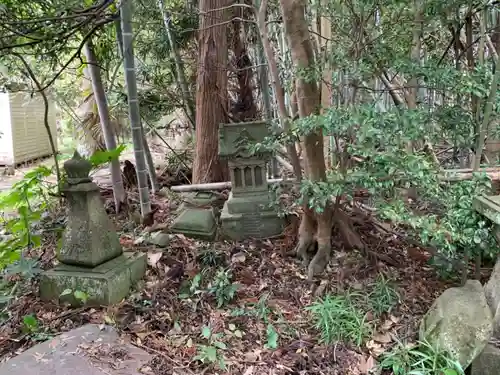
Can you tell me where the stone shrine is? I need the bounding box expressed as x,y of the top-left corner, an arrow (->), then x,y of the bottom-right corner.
40,151 -> 146,306
218,121 -> 284,240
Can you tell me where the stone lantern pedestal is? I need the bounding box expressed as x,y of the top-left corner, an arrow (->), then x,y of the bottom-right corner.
218,121 -> 284,240
40,152 -> 146,306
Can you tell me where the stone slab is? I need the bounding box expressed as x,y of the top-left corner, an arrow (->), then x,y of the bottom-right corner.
40,252 -> 147,306
178,191 -> 225,210
225,191 -> 274,214
471,343 -> 500,375
170,207 -> 217,241
221,204 -> 284,241
0,324 -> 152,375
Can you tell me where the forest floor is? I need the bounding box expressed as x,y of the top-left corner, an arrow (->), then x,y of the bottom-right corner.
0,182 -> 479,375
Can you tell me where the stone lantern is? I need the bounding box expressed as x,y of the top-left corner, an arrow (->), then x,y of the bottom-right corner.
218,121 -> 284,240
40,151 -> 146,306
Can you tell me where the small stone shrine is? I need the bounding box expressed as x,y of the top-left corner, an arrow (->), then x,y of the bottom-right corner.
39,151 -> 146,306
170,191 -> 220,241
218,121 -> 284,240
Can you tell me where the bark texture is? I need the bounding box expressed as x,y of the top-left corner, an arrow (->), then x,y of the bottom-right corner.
280,0 -> 333,280
192,0 -> 230,183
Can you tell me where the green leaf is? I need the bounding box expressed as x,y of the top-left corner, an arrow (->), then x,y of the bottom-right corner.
31,234 -> 41,248
23,314 -> 38,330
265,324 -> 278,349
201,326 -> 211,339
443,369 -> 458,375
213,341 -> 226,350
73,290 -> 88,303
60,288 -> 73,296
205,346 -> 217,362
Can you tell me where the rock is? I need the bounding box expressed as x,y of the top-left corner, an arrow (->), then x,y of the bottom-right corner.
471,343 -> 500,375
149,232 -> 170,247
485,258 -> 500,335
0,324 -> 152,375
419,280 -> 493,369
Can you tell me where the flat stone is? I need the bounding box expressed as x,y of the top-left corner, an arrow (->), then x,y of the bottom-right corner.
178,191 -> 225,211
148,232 -> 170,247
0,324 -> 152,375
472,343 -> 500,375
170,208 -> 217,241
40,252 -> 147,306
419,280 -> 493,369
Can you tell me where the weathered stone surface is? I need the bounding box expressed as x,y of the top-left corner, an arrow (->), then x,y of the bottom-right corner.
471,343 -> 500,375
473,195 -> 500,225
419,280 -> 493,368
218,121 -> 284,241
221,192 -> 284,240
59,154 -> 122,267
170,208 -> 217,241
218,121 -> 272,160
0,324 -> 152,375
485,257 -> 500,336
39,152 -> 147,307
40,252 -> 147,306
148,232 -> 170,247
178,191 -> 225,211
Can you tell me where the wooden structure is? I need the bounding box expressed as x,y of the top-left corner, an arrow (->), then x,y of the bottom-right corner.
0,91 -> 57,166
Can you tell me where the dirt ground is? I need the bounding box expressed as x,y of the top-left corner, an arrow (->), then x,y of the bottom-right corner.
0,187 -> 467,374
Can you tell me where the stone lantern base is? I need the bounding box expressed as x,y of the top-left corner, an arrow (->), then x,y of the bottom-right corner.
40,252 -> 146,306
220,192 -> 284,241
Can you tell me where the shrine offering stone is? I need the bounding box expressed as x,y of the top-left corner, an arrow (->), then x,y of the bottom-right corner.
39,151 -> 146,306
218,121 -> 284,240
170,207 -> 217,241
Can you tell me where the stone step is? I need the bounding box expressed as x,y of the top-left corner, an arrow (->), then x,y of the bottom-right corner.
0,324 -> 152,375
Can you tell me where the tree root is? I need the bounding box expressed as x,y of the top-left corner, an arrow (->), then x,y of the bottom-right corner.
307,241 -> 331,280
294,206 -> 366,280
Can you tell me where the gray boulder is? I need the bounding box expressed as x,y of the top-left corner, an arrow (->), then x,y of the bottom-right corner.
419,280 -> 493,369
485,257 -> 500,336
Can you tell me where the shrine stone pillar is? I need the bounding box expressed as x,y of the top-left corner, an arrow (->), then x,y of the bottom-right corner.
218,121 -> 284,240
39,152 -> 147,306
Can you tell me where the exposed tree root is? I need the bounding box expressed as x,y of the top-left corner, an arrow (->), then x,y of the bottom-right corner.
294,206 -> 365,280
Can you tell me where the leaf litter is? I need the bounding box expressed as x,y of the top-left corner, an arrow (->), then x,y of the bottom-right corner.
0,194 -> 462,374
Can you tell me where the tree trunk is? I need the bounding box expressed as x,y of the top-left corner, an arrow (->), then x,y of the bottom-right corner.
257,0 -> 302,181
280,0 -> 332,280
120,0 -> 152,221
192,0 -> 230,184
83,40 -> 127,212
230,3 -> 257,121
